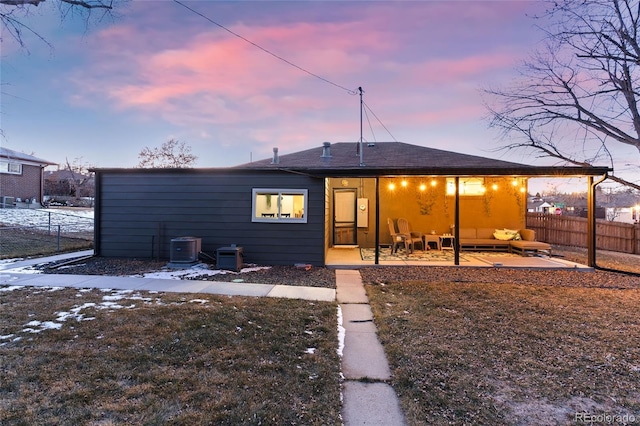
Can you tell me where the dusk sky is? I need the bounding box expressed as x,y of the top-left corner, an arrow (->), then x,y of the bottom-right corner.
3,0 -> 629,193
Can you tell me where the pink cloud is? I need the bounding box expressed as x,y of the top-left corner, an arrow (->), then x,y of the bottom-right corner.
63,0 -> 546,154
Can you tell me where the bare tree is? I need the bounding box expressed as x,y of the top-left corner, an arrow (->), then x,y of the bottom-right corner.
64,156 -> 94,198
1,0 -> 117,49
485,0 -> 640,191
137,139 -> 198,169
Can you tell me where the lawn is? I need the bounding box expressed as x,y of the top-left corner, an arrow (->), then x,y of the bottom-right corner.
0,226 -> 93,259
0,287 -> 341,425
366,279 -> 640,425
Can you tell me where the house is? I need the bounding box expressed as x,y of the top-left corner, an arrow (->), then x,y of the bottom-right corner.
92,142 -> 611,266
44,169 -> 95,206
0,147 -> 57,208
527,199 -> 553,213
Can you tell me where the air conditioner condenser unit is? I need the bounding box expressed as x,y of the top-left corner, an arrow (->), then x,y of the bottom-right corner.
170,237 -> 201,263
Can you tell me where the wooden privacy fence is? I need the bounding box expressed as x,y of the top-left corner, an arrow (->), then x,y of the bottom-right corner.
526,213 -> 640,255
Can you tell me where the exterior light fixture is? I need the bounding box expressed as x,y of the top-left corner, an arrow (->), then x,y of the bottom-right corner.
388,183 -> 396,191
419,183 -> 427,191
492,183 -> 499,191
401,180 -> 408,188
512,179 -> 518,186
431,179 -> 437,187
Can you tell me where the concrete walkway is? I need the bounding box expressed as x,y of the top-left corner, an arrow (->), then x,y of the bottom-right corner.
1,253 -> 404,424
337,269 -> 407,425
0,271 -> 335,302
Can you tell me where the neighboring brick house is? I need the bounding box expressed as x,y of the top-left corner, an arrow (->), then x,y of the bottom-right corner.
0,147 -> 57,207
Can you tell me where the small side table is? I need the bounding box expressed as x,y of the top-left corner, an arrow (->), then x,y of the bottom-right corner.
440,235 -> 455,250
423,234 -> 441,250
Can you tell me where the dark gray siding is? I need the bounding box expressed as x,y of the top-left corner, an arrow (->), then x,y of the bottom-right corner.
95,170 -> 326,266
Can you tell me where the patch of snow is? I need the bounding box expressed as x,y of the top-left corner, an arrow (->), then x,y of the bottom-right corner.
137,263 -> 270,280
0,208 -> 93,231
0,265 -> 42,274
99,301 -> 125,310
189,299 -> 209,304
22,320 -> 63,333
337,305 -> 345,357
0,285 -> 25,292
304,347 -> 316,354
0,258 -> 23,265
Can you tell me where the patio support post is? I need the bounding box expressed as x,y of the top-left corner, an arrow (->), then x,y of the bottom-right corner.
587,174 -> 608,267
454,176 -> 460,265
587,176 -> 595,267
375,177 -> 380,265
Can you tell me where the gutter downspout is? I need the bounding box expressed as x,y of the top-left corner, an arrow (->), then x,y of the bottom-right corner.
40,165 -> 46,207
587,174 -> 608,267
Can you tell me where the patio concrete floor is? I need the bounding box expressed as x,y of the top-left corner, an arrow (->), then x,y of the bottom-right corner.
325,247 -> 592,270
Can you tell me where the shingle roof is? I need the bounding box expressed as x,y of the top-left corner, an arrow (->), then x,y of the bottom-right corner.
236,142 -> 611,177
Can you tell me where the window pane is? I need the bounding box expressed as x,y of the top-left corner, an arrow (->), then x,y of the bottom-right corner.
281,193 -> 305,218
254,192 -> 278,218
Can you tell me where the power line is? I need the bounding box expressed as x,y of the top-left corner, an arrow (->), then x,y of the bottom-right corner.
363,101 -> 398,142
362,103 -> 377,142
173,0 -> 358,95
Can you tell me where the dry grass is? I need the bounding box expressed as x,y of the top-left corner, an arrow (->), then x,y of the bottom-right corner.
553,245 -> 640,274
366,280 -> 640,425
0,226 -> 92,259
0,287 -> 341,425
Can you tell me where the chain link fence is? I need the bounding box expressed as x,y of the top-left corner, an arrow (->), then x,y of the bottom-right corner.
0,209 -> 94,259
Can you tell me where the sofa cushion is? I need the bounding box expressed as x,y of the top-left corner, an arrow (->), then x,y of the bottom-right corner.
520,229 -> 536,241
493,230 -> 515,240
459,228 -> 477,239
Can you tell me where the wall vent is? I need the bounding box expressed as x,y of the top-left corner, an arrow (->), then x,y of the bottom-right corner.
170,237 -> 201,263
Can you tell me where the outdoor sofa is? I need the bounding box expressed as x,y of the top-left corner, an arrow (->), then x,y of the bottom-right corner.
458,228 -> 551,256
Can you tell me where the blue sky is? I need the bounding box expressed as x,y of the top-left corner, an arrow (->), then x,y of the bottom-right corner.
2,0 -> 628,193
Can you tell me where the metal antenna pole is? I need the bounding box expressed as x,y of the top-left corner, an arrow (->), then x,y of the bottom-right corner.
359,86 -> 364,166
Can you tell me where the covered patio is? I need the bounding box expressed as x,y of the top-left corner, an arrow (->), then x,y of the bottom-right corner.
313,143 -> 611,267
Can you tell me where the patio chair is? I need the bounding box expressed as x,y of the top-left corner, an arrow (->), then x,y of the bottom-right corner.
388,218 -> 411,254
397,218 -> 426,251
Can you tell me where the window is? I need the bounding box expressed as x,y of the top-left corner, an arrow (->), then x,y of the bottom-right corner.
252,189 -> 308,223
0,161 -> 22,175
446,178 -> 486,196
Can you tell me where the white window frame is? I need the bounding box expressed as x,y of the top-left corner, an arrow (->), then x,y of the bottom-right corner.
252,188 -> 308,223
0,161 -> 22,175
